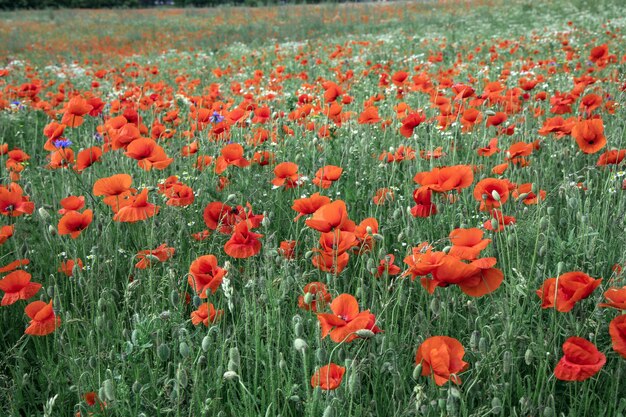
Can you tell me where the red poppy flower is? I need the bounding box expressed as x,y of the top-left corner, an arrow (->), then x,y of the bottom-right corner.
0,225 -> 14,245
113,189 -> 159,223
224,221 -> 263,259
312,165 -> 343,189
554,337 -> 605,381
305,200 -> 355,232
0,270 -> 41,306
135,244 -> 175,269
415,336 -> 469,386
58,209 -> 93,239
609,315 -> 626,359
278,240 -> 296,259
598,286 -> 626,310
58,259 -> 83,277
191,302 -> 223,326
58,195 -> 85,215
24,300 -> 61,336
473,178 -> 512,211
376,254 -> 401,277
298,281 -> 331,312
188,255 -> 226,297
317,293 -> 372,343
215,143 -> 250,174
0,183 -> 35,217
571,118 -> 606,154
448,228 -> 491,260
272,162 -> 300,189
291,192 -> 331,221
311,363 -> 346,390
536,271 -> 602,312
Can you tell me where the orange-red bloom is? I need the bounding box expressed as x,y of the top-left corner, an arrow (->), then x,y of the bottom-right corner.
599,287 -> 626,310
0,270 -> 41,306
191,302 -> 223,326
291,193 -> 331,221
317,293 -> 373,343
536,271 -> 602,312
609,315 -> 626,359
135,244 -> 175,269
313,165 -> 343,189
571,118 -> 606,154
113,189 -> 159,222
311,363 -> 346,390
305,200 -> 355,232
188,255 -> 226,297
272,162 -> 300,189
58,209 -> 93,238
415,336 -> 469,386
554,337 -> 605,381
224,221 -> 263,259
24,300 -> 61,336
298,281 -> 331,312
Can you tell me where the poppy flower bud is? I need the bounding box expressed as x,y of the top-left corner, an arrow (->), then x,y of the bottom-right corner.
556,261 -> 564,276
516,192 -> 529,202
294,322 -> 304,337
543,407 -> 555,417
507,234 -> 515,246
229,347 -> 241,369
430,298 -> 440,315
446,391 -> 459,415
491,190 -> 501,202
470,330 -> 480,350
226,194 -> 237,202
524,348 -> 533,365
177,366 -> 188,388
179,342 -> 191,358
223,370 -> 239,381
491,397 -> 503,413
102,379 -> 116,401
413,363 -> 423,380
373,233 -> 384,241
304,250 -> 313,259
322,405 -> 335,417
503,351 -> 512,374
293,338 -> 308,352
169,290 -> 179,306
438,398 -> 446,410
349,370 -> 361,394
538,245 -> 546,257
157,343 -> 170,361
442,246 -> 451,254
316,347 -> 328,363
38,207 -> 51,221
547,206 -> 555,215
490,218 -> 499,230
289,395 -> 301,403
355,329 -> 376,339
478,337 -> 488,354
337,349 -> 346,362
48,225 -> 56,235
132,380 -> 142,394
202,335 -> 211,352
47,286 -> 54,297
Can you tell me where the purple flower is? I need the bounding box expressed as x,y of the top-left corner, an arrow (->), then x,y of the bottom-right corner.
54,139 -> 73,149
210,111 -> 224,123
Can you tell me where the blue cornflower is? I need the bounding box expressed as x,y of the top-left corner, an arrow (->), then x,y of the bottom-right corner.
54,138 -> 73,149
210,111 -> 224,123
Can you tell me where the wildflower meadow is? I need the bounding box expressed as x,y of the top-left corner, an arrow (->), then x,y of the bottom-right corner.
1,0 -> 626,415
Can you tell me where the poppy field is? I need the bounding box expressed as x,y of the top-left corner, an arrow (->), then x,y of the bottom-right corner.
1,0 -> 626,415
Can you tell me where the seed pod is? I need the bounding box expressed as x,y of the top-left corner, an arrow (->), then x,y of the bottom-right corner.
294,322 -> 304,337
430,298 -> 440,315
470,330 -> 480,350
322,405 -> 335,417
316,348 -> 327,363
349,370 -> 360,394
478,337 -> 488,354
177,365 -> 188,389
303,292 -> 314,305
503,351 -> 512,374
201,336 -> 211,352
102,379 -> 115,402
229,347 -> 241,369
491,397 -> 503,414
524,348 -> 533,365
169,290 -> 180,307
157,344 -> 170,361
507,233 -> 515,246
355,329 -> 375,339
413,363 -> 423,380
223,371 -> 238,381
179,342 -> 190,359
556,261 -> 565,276
293,338 -> 308,352
490,218 -> 499,230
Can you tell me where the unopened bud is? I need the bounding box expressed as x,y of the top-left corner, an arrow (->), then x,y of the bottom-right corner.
223,371 -> 238,381
355,329 -> 376,339
293,338 -> 308,352
491,190 -> 501,202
